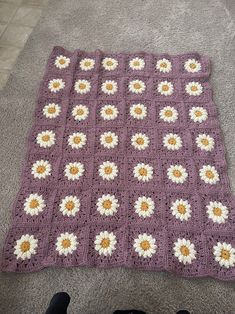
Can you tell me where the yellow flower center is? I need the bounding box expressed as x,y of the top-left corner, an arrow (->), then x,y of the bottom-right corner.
59,59 -> 66,65
29,199 -> 39,209
53,82 -> 60,88
133,82 -> 141,90
62,239 -> 71,249
65,201 -> 75,211
73,136 -> 81,144
106,83 -> 113,90
105,108 -> 113,115
213,207 -> 222,217
36,165 -> 46,174
48,106 -> 56,114
191,85 -> 198,92
164,110 -> 173,117
205,170 -> 214,179
79,83 -> 86,90
70,166 -> 79,175
133,61 -> 140,66
101,238 -> 110,248
162,84 -> 169,91
168,137 -> 176,145
42,134 -> 50,142
189,63 -> 196,69
134,107 -> 142,115
201,138 -> 209,146
136,137 -> 144,145
177,204 -> 186,214
76,109 -> 84,116
84,61 -> 91,67
139,167 -> 148,177
173,170 -> 182,178
104,166 -> 113,174
180,245 -> 190,256
102,200 -> 112,209
106,60 -> 113,66
195,110 -> 202,117
105,136 -> 113,143
160,62 -> 167,68
221,249 -> 230,260
141,201 -> 149,211
20,241 -> 30,253
140,240 -> 150,251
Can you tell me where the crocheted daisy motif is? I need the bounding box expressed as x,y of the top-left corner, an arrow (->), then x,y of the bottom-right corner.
3,48 -> 235,281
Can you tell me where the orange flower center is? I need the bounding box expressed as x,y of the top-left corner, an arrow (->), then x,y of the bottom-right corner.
213,207 -> 222,216
162,84 -> 169,91
177,204 -> 186,214
29,199 -> 39,209
168,138 -> 176,145
104,166 -> 112,175
221,249 -> 230,260
102,200 -> 112,209
136,137 -> 144,145
53,82 -> 60,88
76,109 -> 84,116
59,59 -> 66,64
20,241 -> 30,252
105,136 -> 113,143
141,202 -> 149,211
189,63 -> 196,69
160,62 -> 167,68
191,85 -> 198,92
133,82 -> 141,90
106,60 -> 113,66
195,110 -> 202,117
180,245 -> 190,256
62,239 -> 71,249
42,135 -> 50,142
164,110 -> 173,117
105,108 -> 113,115
140,240 -> 150,251
70,166 -> 79,175
84,61 -> 91,67
201,138 -> 209,146
205,170 -> 214,179
101,238 -> 110,248
79,83 -> 86,90
134,108 -> 142,115
65,201 -> 75,211
133,61 -> 140,66
48,106 -> 56,113
139,167 -> 147,176
173,170 -> 182,178
73,136 -> 81,144
37,165 -> 46,174
106,83 -> 113,90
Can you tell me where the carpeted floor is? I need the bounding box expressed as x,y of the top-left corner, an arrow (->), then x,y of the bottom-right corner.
0,0 -> 235,313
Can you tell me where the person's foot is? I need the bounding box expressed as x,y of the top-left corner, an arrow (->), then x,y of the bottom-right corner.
45,292 -> 70,314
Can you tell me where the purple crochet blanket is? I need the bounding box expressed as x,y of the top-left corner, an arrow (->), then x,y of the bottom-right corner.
1,47 -> 235,280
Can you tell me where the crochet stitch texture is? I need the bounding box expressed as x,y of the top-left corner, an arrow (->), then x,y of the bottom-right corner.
1,47 -> 235,280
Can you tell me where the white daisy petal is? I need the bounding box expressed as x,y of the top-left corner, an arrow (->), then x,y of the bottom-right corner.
213,242 -> 235,268
68,132 -> 87,149
64,162 -> 85,181
55,232 -> 78,256
23,194 -> 45,216
163,133 -> 182,151
43,103 -> 61,119
129,58 -> 145,70
74,79 -> 91,94
130,104 -> 147,120
189,107 -> 208,123
159,106 -> 178,123
72,105 -> 89,121
96,194 -> 119,216
54,55 -> 70,69
94,231 -> 117,256
134,196 -> 155,218
100,105 -> 119,120
199,165 -> 219,185
171,199 -> 191,221
206,201 -> 229,224
185,82 -> 203,96
59,196 -> 80,217
31,160 -> 52,179
36,130 -> 56,148
196,134 -> 214,152
102,58 -> 118,71
156,58 -> 172,73
128,80 -> 146,94
14,234 -> 38,260
80,58 -> 95,71
133,163 -> 153,182
133,234 -> 157,258
48,79 -> 65,93
173,238 -> 197,264
131,133 -> 149,151
101,80 -> 118,95
184,59 -> 201,73
98,161 -> 118,181
100,131 -> 118,149
167,165 -> 188,184
157,81 -> 174,96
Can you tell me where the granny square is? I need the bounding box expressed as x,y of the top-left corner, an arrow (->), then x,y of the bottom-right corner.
1,47 -> 235,280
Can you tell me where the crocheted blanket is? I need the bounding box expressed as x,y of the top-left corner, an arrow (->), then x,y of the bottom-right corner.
2,47 -> 235,280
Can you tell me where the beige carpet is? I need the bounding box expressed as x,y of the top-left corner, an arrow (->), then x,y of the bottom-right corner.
0,0 -> 235,313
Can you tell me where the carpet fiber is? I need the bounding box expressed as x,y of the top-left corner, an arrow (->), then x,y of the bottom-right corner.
0,0 -> 235,313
